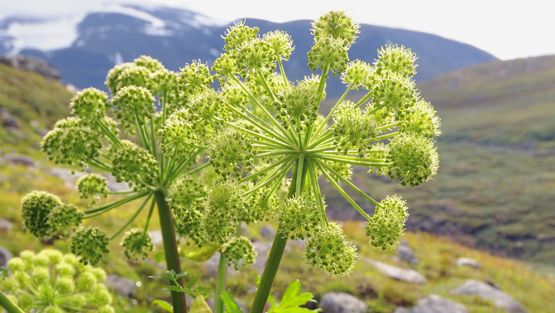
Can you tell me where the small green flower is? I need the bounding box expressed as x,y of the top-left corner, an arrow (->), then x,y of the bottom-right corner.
307,35 -> 349,76
77,173 -> 109,201
21,191 -> 62,238
121,228 -> 154,260
398,100 -> 442,138
111,85 -> 155,132
374,44 -> 417,78
332,100 -> 378,153
0,249 -> 114,312
111,140 -> 159,189
369,70 -> 418,113
178,60 -> 214,94
305,223 -> 357,275
311,11 -> 360,46
209,127 -> 255,178
223,21 -> 259,52
278,196 -> 323,240
221,236 -> 257,270
71,227 -> 109,265
341,60 -> 374,90
366,195 -> 408,250
387,133 -> 439,187
69,88 -> 109,120
202,181 -> 243,245
263,30 -> 294,61
48,203 -> 83,237
236,38 -> 275,77
276,75 -> 322,128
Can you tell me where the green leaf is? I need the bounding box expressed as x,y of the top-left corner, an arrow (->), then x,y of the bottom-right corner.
153,299 -> 173,312
221,291 -> 244,313
268,280 -> 320,313
190,296 -> 213,313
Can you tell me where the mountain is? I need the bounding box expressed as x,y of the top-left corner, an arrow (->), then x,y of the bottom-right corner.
0,4 -> 495,95
322,55 -> 555,264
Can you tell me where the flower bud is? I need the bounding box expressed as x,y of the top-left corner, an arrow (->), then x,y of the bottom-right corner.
121,228 -> 154,260
341,60 -> 374,90
398,100 -> 441,138
305,223 -> 357,275
208,127 -> 254,178
312,11 -> 359,47
222,236 -> 256,270
387,133 -> 439,187
71,227 -> 109,265
263,30 -> 294,61
307,35 -> 349,76
223,21 -> 259,52
69,88 -> 109,120
77,173 -> 109,201
366,195 -> 408,250
111,140 -> 158,189
21,191 -> 62,238
278,196 -> 323,240
111,85 -> 155,132
374,45 -> 417,78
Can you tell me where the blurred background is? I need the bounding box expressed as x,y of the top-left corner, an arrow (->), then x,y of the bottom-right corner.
0,1 -> 554,312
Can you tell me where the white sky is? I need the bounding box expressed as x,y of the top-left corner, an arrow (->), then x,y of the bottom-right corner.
0,0 -> 553,59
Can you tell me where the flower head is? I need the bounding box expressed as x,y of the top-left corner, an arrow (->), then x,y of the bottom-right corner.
387,133 -> 439,187
77,173 -> 109,201
311,11 -> 359,46
374,44 -> 417,78
263,30 -> 294,61
1,249 -> 114,313
221,236 -> 256,270
111,140 -> 158,189
21,191 -> 62,238
69,88 -> 108,120
223,21 -> 259,52
70,227 -> 109,265
111,86 -> 155,132
366,195 -> 408,250
121,228 -> 154,260
305,223 -> 357,275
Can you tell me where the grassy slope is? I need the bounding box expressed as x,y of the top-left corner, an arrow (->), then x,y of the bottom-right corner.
323,55 -> 555,264
1,62 -> 555,312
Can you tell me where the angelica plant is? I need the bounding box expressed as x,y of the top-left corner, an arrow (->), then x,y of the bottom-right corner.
207,11 -> 440,312
0,249 -> 114,313
20,55 -> 267,313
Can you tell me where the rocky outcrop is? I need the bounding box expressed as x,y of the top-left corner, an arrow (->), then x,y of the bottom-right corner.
395,294 -> 468,313
259,225 -> 275,240
366,259 -> 427,284
106,274 -> 137,298
2,153 -> 36,167
451,280 -> 526,313
456,258 -> 480,269
0,55 -> 60,80
0,246 -> 12,267
397,240 -> 418,265
320,292 -> 367,313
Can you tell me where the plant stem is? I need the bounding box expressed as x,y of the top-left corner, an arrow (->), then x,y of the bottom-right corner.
214,253 -> 227,313
154,190 -> 187,313
0,292 -> 24,313
250,160 -> 305,313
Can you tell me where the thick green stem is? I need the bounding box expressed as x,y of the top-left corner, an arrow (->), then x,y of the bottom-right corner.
154,190 -> 187,313
250,160 -> 305,313
0,292 -> 24,313
214,253 -> 227,313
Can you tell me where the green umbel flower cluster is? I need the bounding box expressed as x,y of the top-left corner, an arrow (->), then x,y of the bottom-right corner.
121,228 -> 154,260
0,249 -> 114,313
207,10 -> 440,276
77,173 -> 109,201
221,236 -> 257,270
71,227 -> 110,265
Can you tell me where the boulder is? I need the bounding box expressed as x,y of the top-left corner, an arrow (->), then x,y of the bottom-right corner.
0,247 -> 12,267
397,240 -> 418,265
259,225 -> 276,240
106,275 -> 137,298
456,258 -> 480,269
451,280 -> 526,313
0,55 -> 60,80
395,294 -> 468,313
0,218 -> 13,235
320,292 -> 366,313
2,153 -> 36,167
253,241 -> 272,273
366,259 -> 427,284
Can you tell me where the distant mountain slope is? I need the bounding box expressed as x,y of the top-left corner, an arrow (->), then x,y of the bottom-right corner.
324,55 -> 555,264
1,4 -> 495,95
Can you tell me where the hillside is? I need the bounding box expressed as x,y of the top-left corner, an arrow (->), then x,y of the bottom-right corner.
323,55 -> 555,265
0,54 -> 554,312
0,4 -> 495,95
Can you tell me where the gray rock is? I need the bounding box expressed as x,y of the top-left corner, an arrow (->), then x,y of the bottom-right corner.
0,247 -> 12,267
106,275 -> 138,298
451,280 -> 526,313
253,241 -> 272,273
320,292 -> 366,313
2,153 -> 36,167
259,225 -> 276,240
366,259 -> 427,284
0,55 -> 60,80
456,258 -> 480,269
49,167 -> 80,186
0,219 -> 13,234
148,230 -> 163,246
0,109 -> 18,129
395,294 -> 468,313
397,240 -> 418,265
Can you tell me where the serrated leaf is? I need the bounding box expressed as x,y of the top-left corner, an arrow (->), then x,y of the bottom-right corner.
268,280 -> 319,313
153,299 -> 173,312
